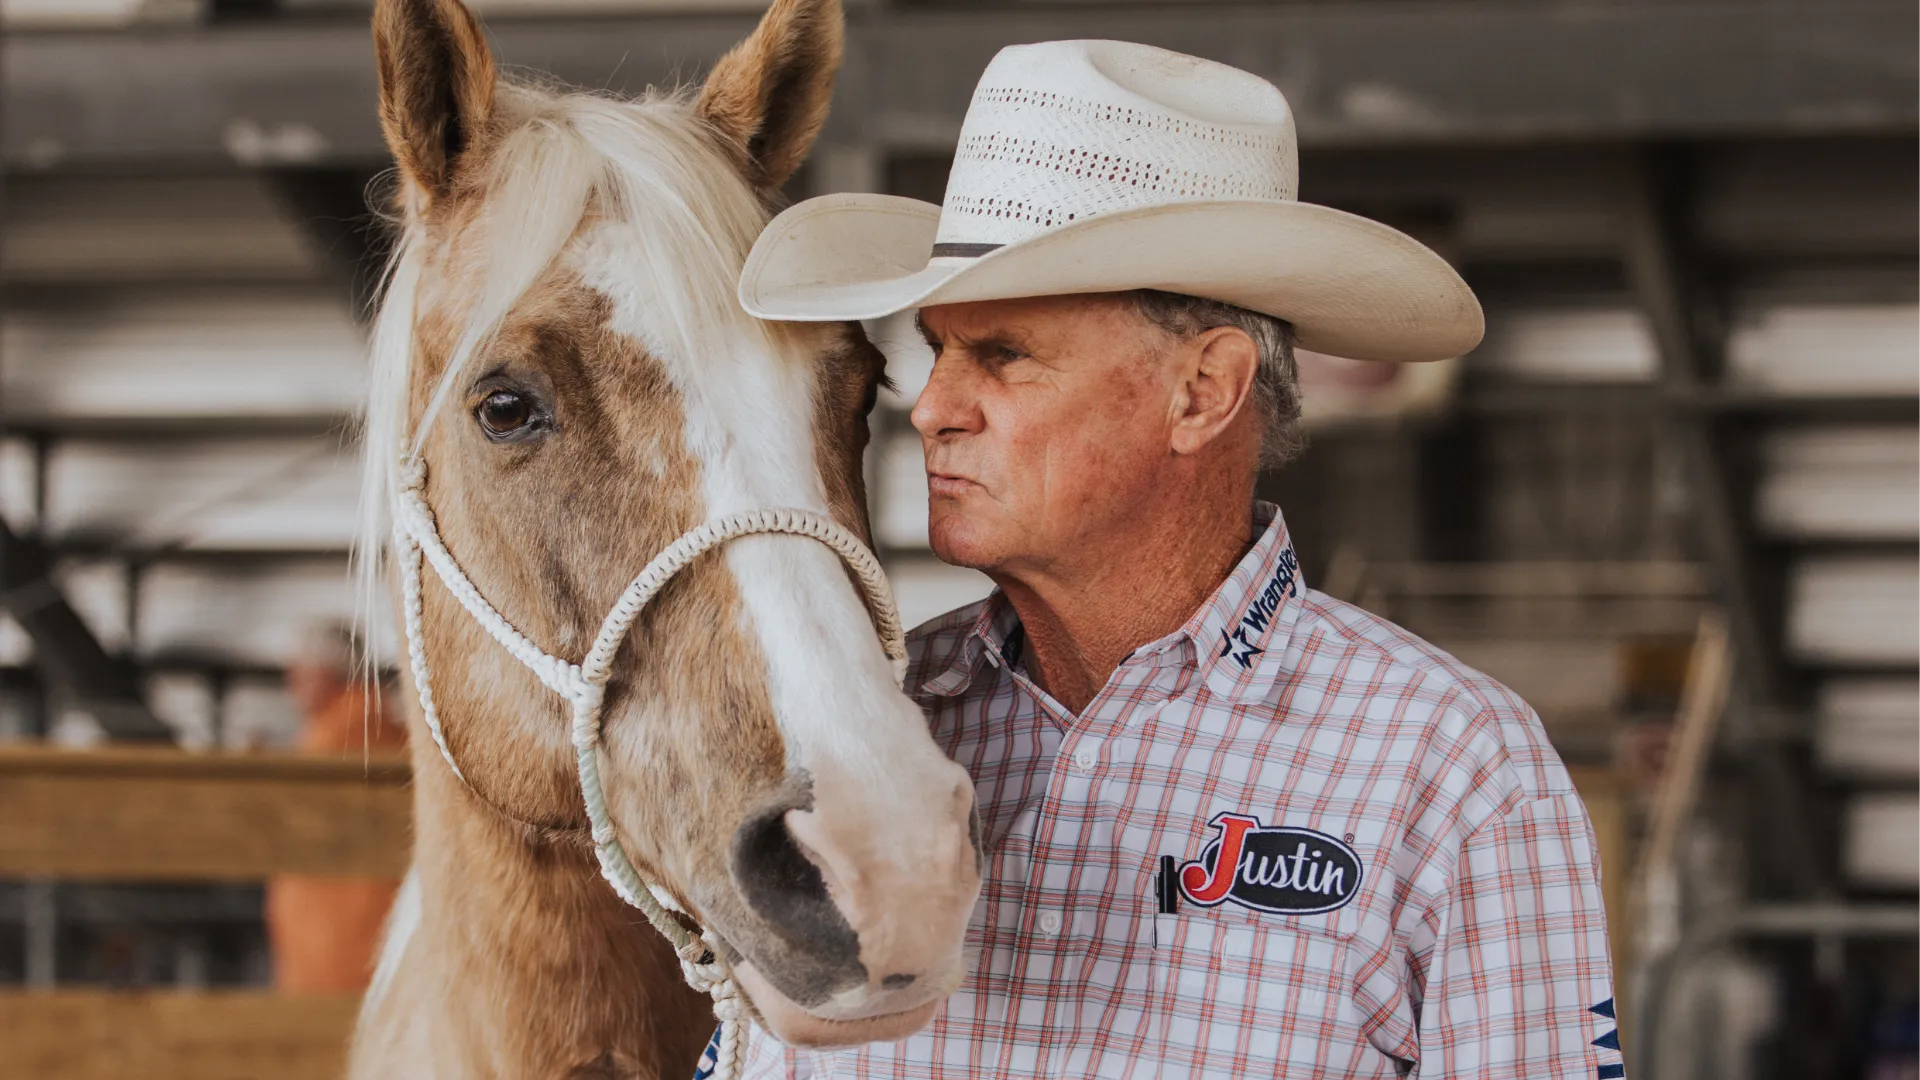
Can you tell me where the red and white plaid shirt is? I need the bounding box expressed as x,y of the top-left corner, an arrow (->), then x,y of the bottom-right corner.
741,503 -> 1621,1079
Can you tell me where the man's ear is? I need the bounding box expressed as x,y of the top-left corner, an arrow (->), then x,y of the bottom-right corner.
1170,327 -> 1260,456
372,0 -> 497,208
696,0 -> 843,190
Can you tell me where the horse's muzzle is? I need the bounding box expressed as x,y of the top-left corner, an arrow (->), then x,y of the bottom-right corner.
723,763 -> 981,1046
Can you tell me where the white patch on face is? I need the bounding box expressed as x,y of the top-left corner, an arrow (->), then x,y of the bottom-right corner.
571,224 -> 918,772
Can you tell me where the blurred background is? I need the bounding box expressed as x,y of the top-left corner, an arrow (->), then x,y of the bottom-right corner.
0,0 -> 1913,1077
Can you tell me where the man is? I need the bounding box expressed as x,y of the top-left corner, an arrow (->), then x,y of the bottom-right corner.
265,622 -> 407,994
733,40 -> 1621,1079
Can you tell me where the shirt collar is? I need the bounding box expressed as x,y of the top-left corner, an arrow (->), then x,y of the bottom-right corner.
918,591 -> 1020,698
917,502 -> 1306,703
1187,501 -> 1306,703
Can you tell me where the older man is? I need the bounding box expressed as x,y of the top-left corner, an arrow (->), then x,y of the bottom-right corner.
734,39 -> 1620,1080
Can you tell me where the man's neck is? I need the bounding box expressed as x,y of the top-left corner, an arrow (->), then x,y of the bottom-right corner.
992,483 -> 1256,716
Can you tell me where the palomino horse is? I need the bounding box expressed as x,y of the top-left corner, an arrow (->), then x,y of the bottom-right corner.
352,1 -> 980,1075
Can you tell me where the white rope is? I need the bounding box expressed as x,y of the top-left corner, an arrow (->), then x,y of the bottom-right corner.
396,528 -> 464,782
394,455 -> 906,1080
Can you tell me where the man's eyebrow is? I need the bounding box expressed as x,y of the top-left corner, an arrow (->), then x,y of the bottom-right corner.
917,321 -> 1035,355
965,328 -> 1035,355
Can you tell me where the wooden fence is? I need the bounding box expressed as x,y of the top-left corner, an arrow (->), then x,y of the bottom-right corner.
0,745 -> 1634,1078
0,746 -> 409,1080
1,991 -> 362,1080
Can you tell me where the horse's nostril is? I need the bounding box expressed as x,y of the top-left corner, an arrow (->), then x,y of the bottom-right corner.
733,808 -> 833,912
728,799 -> 865,1007
881,973 -> 917,990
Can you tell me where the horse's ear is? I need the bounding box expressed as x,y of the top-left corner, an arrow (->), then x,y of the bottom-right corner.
372,0 -> 497,207
696,0 -> 843,189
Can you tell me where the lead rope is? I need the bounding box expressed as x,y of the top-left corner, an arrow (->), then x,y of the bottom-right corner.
393,456 -> 907,1080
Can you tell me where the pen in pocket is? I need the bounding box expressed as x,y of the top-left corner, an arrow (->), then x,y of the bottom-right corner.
1152,854 -> 1180,947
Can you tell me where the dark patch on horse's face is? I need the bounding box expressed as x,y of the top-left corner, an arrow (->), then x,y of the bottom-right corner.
806,322 -> 888,550
485,296 -> 632,656
726,769 -> 866,1007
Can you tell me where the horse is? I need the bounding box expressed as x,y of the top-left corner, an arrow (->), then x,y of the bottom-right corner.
350,1 -> 981,1075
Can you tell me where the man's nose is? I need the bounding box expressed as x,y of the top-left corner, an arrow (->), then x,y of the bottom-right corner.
909,357 -> 982,439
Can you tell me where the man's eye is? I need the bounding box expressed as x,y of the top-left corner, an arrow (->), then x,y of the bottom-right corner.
475,390 -> 537,439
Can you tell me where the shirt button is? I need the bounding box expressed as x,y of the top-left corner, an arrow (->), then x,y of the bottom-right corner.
1072,741 -> 1101,772
1036,910 -> 1063,936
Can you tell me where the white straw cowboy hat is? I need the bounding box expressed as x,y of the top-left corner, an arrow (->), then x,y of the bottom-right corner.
739,39 -> 1482,363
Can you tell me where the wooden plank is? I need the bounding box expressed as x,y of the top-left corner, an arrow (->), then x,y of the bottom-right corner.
0,991 -> 356,1080
0,747 -> 411,880
0,744 -> 411,782
1639,614 -> 1733,879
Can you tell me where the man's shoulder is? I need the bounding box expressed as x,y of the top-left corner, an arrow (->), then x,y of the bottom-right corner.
1286,587 -> 1577,806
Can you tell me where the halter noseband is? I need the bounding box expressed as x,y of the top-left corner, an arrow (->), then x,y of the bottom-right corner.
392,455 -> 907,1080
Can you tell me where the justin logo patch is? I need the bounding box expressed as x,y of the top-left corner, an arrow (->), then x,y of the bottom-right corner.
1179,812 -> 1363,915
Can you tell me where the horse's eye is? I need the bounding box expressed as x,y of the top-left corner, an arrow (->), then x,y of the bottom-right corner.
475,390 -> 536,439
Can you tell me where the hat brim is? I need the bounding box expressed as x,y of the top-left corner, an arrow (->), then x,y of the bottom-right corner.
739,194 -> 1483,363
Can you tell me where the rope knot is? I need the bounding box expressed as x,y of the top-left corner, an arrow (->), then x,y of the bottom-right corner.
710,986 -> 744,1021
398,456 -> 427,492
569,675 -> 604,709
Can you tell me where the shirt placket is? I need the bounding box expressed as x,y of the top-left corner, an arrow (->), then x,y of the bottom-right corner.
990,647 -> 1173,1076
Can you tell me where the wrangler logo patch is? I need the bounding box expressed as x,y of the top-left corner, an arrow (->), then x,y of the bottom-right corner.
1217,548 -> 1300,670
1179,812 -> 1363,915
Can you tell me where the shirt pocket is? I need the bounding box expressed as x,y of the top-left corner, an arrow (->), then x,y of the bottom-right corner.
1152,915 -> 1355,1078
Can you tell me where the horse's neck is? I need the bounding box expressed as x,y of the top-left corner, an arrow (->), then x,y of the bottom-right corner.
351,740 -> 713,1080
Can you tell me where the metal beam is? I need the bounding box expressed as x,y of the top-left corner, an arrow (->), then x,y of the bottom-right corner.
5,2 -> 1915,169
0,83 -> 169,738
0,517 -> 171,740
1623,147 -> 1784,703
1620,144 -> 1825,901
854,2 -> 1919,151
1633,903 -> 1920,1080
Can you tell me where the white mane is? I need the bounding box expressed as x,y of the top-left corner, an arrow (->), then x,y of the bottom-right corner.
355,80 -> 778,638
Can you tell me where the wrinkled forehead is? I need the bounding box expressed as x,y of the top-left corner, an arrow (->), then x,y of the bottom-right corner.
916,292 -> 1152,344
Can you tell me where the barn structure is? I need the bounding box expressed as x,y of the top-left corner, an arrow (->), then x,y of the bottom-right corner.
0,2 -> 1913,1078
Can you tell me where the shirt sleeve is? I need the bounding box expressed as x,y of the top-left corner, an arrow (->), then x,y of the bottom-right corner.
1411,792 -> 1624,1080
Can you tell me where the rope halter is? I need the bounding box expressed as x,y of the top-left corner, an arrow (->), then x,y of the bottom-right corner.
392,455 -> 908,1080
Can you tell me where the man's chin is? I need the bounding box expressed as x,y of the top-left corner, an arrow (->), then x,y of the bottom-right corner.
926,519 -> 1005,575
735,962 -> 943,1049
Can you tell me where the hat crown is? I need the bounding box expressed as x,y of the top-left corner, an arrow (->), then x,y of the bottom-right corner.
935,40 -> 1299,252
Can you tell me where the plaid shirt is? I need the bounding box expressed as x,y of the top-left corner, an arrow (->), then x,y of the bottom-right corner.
738,503 -> 1621,1079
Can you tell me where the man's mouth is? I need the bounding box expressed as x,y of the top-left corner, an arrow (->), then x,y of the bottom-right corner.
926,471 -> 979,498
